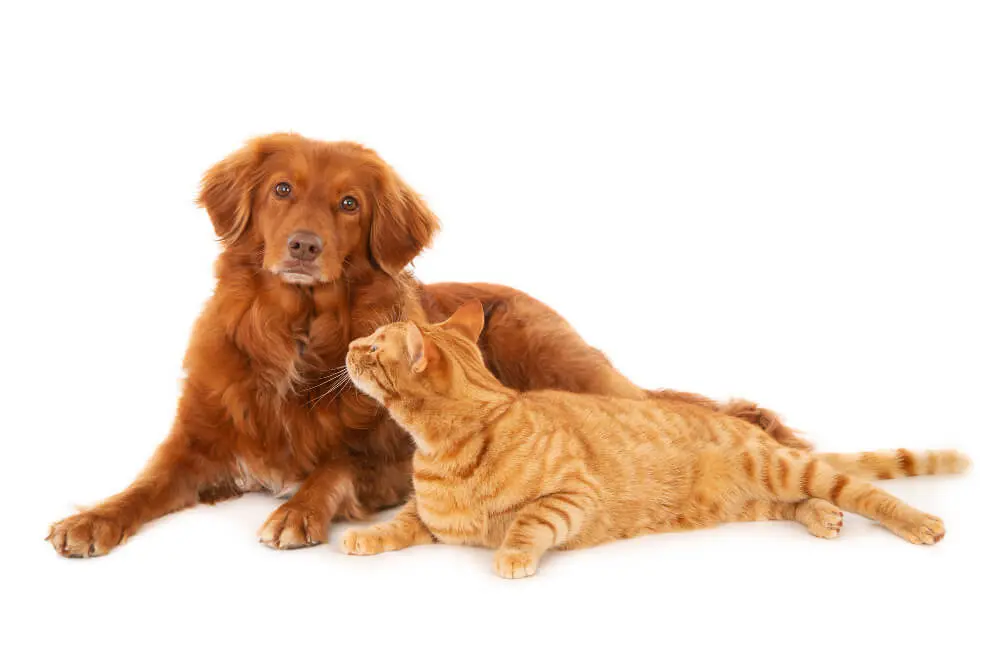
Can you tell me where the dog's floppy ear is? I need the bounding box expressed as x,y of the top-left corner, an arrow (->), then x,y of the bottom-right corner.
370,165 -> 440,274
198,134 -> 292,245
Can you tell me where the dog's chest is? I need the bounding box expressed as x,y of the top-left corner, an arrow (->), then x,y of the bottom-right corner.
287,311 -> 350,385
232,286 -> 400,455
231,458 -> 302,498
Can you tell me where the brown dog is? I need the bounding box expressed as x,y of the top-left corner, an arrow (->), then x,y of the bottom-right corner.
47,133 -> 807,556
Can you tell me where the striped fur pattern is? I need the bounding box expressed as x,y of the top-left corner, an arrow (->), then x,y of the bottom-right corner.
341,300 -> 970,578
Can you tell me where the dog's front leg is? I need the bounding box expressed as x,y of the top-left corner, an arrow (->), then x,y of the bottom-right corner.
257,457 -> 361,549
48,428 -> 229,557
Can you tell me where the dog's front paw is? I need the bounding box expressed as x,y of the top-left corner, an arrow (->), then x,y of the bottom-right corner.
48,511 -> 128,558
258,503 -> 327,549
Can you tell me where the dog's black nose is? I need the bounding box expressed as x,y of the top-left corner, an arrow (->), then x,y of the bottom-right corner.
287,231 -> 323,262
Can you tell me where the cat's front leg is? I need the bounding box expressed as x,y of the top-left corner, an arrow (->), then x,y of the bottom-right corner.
494,491 -> 593,579
341,499 -> 434,556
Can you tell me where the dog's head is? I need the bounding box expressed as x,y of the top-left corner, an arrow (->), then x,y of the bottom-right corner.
199,133 -> 439,284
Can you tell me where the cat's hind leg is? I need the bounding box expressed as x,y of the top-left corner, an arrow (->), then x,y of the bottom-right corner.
756,447 -> 945,545
341,499 -> 435,556
739,499 -> 843,539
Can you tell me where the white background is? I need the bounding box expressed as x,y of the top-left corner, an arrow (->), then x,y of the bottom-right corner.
3,2 -> 997,665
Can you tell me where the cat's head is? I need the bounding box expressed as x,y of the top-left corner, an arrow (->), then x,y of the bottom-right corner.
346,300 -> 496,404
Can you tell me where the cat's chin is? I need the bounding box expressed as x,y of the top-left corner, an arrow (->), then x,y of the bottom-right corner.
357,385 -> 381,401
346,370 -> 380,402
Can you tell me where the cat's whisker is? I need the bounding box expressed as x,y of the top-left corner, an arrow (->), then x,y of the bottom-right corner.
298,366 -> 351,396
330,377 -> 358,401
316,369 -> 350,384
310,372 -> 354,409
300,371 -> 346,387
306,378 -> 345,401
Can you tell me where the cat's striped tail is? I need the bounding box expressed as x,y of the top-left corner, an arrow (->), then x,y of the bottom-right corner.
817,449 -> 971,480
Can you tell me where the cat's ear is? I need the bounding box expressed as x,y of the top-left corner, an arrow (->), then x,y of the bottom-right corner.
406,322 -> 438,374
440,300 -> 485,342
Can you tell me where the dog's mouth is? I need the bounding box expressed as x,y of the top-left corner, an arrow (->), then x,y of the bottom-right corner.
272,261 -> 324,285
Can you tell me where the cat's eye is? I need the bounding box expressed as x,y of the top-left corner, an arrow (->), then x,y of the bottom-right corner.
274,182 -> 292,198
369,344 -> 378,352
340,195 -> 359,212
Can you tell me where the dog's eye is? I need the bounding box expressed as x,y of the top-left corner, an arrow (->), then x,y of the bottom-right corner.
274,182 -> 292,198
370,344 -> 378,352
340,196 -> 359,212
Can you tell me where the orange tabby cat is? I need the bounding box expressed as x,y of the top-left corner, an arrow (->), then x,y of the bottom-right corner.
341,301 -> 970,578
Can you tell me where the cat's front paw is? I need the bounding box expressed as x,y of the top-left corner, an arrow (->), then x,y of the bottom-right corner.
493,550 -> 539,579
341,525 -> 396,556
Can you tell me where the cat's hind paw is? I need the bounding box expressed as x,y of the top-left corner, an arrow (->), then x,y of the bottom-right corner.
797,499 -> 844,539
884,513 -> 945,545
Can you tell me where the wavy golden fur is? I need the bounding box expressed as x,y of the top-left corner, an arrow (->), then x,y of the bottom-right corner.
341,301 -> 970,578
